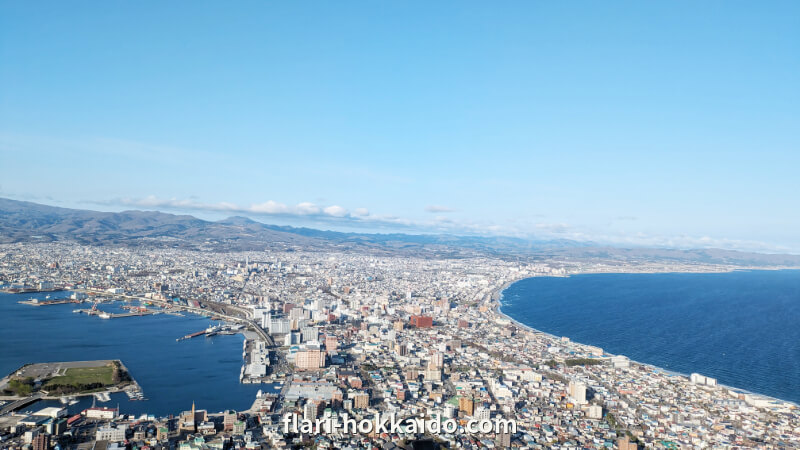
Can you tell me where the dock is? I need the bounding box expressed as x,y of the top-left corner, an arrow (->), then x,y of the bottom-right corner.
73,308 -> 160,319
18,298 -> 81,306
176,330 -> 207,341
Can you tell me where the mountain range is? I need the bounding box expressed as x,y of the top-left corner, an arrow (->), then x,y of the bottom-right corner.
2,197 -> 800,266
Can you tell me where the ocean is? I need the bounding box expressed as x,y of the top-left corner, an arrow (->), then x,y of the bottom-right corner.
0,291 -> 277,417
500,270 -> 800,404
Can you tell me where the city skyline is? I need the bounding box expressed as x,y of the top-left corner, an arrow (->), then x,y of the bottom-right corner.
2,1 -> 799,253
3,3 -> 800,448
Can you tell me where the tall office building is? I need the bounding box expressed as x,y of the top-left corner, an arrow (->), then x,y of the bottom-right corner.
32,435 -> 49,450
304,401 -> 319,421
325,335 -> 339,352
301,326 -> 319,342
459,397 -> 474,415
569,380 -> 587,405
296,350 -> 325,370
474,404 -> 491,420
223,410 -> 237,432
428,352 -> 444,369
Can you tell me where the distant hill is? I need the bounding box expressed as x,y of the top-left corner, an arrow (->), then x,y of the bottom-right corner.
0,198 -> 319,249
1,197 -> 799,266
0,198 -> 586,256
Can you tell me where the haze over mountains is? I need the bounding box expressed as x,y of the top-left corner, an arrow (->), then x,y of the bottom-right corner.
2,197 -> 800,267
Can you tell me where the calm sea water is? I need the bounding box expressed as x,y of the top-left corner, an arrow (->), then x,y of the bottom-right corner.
0,291 -> 276,417
500,270 -> 800,404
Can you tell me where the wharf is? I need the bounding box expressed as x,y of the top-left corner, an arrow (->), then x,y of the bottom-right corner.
18,298 -> 80,306
108,310 -> 159,318
73,308 -> 160,319
0,288 -> 62,294
176,330 -> 207,341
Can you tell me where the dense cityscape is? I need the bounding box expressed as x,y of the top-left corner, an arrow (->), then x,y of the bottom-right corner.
3,0 -> 799,448
0,242 -> 797,449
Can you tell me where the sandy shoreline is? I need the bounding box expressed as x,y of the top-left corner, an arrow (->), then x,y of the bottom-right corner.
487,273 -> 799,408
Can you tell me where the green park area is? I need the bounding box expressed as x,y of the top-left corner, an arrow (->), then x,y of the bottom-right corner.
2,360 -> 132,396
44,365 -> 114,389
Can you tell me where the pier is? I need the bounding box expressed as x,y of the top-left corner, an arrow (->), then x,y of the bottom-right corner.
73,308 -> 160,319
75,288 -> 274,346
18,298 -> 81,306
176,331 -> 207,341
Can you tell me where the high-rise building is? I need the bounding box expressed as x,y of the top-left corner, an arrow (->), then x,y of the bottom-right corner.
497,429 -> 512,447
268,316 -> 291,335
52,418 -> 67,435
586,404 -> 603,420
325,335 -> 339,352
157,426 -> 169,441
96,424 -> 127,442
424,368 -> 442,381
296,350 -> 325,370
304,401 -> 319,421
284,331 -> 300,346
252,307 -> 270,328
617,436 -> 639,450
459,397 -> 474,415
474,404 -> 491,420
223,410 -> 237,432
350,391 -> 369,409
569,380 -> 587,405
301,326 -> 319,342
409,315 -> 433,328
32,434 -> 49,450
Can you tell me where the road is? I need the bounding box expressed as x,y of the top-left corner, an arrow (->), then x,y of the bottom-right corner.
0,393 -> 44,415
247,320 -> 275,347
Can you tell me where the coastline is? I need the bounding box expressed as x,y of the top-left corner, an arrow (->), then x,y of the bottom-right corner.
488,273 -> 799,409
0,290 -> 268,417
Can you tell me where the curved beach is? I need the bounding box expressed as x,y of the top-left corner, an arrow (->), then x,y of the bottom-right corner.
490,273 -> 800,407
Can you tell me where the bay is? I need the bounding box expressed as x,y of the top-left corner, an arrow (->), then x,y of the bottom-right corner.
0,291 -> 276,417
500,270 -> 800,404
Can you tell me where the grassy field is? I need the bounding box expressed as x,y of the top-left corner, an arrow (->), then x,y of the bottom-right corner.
44,365 -> 115,388
40,363 -> 121,394
2,360 -> 132,396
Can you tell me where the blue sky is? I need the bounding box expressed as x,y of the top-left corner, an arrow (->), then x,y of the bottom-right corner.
1,2 -> 798,252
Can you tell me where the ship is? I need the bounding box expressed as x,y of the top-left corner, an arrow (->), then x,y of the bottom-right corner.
99,312 -> 111,319
205,323 -> 223,334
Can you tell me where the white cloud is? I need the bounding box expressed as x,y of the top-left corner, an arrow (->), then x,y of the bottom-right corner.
250,201 -> 290,214
295,202 -> 322,215
88,196 -> 794,253
107,196 -> 352,219
323,205 -> 348,217
425,205 -> 455,213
